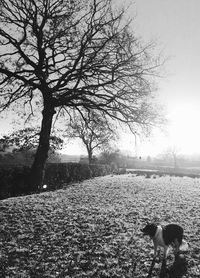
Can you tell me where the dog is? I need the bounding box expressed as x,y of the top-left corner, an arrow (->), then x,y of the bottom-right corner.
141,223 -> 183,260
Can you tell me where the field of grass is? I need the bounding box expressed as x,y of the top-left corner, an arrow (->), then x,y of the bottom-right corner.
0,174 -> 200,277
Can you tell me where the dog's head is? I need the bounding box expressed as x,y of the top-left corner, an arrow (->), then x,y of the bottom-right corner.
141,223 -> 157,237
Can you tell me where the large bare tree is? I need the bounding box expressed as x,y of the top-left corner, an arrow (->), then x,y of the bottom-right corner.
0,0 -> 162,190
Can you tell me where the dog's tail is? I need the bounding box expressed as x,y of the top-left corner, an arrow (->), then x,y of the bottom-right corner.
179,239 -> 189,252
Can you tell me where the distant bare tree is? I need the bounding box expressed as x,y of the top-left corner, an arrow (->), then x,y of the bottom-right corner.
162,145 -> 180,169
0,0 -> 163,189
68,111 -> 117,163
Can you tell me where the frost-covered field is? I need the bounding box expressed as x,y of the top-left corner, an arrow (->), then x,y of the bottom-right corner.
0,174 -> 200,277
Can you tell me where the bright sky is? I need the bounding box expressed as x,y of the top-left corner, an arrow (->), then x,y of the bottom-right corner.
1,0 -> 200,157
126,0 -> 200,157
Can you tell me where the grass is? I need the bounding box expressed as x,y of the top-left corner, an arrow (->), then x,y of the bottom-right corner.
0,174 -> 200,277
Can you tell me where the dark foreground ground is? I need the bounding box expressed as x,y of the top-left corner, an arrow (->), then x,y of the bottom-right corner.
0,174 -> 200,277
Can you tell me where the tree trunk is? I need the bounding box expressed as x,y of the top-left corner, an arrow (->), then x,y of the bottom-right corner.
87,147 -> 93,164
29,103 -> 55,191
87,148 -> 93,178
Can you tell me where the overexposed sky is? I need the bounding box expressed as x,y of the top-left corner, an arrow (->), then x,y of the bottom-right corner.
128,0 -> 200,156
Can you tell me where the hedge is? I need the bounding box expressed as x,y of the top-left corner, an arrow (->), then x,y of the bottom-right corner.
0,163 -> 111,200
43,163 -> 111,190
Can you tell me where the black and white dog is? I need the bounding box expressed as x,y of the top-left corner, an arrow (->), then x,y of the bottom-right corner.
141,223 -> 184,260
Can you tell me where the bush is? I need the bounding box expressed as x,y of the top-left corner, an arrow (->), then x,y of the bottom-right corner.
0,163 -> 111,199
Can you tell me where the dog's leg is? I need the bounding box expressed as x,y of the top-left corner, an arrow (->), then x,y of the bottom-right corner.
160,259 -> 166,278
174,238 -> 180,256
163,246 -> 168,260
153,242 -> 158,259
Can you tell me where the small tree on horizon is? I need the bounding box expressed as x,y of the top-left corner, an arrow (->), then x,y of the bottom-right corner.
98,149 -> 127,169
0,0 -> 163,189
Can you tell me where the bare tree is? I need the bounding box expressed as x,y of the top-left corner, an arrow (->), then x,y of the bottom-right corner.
165,145 -> 180,169
68,111 -> 117,163
0,0 -> 162,189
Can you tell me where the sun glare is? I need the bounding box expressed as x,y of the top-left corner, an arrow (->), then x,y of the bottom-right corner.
124,102 -> 200,157
168,103 -> 200,154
